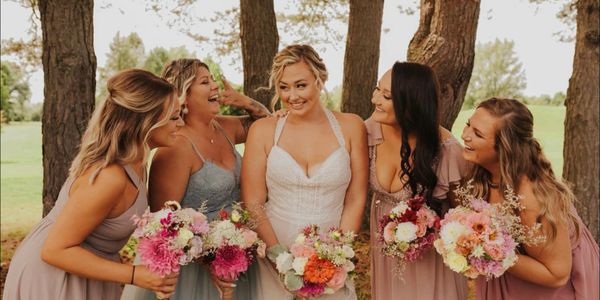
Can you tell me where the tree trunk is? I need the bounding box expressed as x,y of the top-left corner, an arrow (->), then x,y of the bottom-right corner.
407,0 -> 480,129
341,0 -> 384,119
239,0 -> 279,109
39,0 -> 96,216
563,0 -> 599,243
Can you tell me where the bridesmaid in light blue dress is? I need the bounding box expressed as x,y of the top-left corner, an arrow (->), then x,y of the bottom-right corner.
120,59 -> 271,300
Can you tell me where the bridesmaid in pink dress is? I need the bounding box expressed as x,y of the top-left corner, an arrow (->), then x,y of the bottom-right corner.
368,62 -> 470,300
3,69 -> 183,300
460,98 -> 599,300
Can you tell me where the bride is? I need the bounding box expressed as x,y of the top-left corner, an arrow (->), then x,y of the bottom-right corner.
241,44 -> 368,299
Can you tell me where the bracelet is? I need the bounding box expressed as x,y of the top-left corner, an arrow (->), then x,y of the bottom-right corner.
130,265 -> 136,285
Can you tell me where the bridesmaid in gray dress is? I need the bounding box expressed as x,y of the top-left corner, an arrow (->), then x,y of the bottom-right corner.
120,58 -> 271,300
3,69 -> 183,300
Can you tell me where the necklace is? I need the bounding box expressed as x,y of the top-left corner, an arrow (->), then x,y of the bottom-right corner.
208,120 -> 218,144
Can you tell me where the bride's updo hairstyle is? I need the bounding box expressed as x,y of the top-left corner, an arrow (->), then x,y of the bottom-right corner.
267,44 -> 328,111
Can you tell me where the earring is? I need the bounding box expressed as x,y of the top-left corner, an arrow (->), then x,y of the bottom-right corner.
182,104 -> 189,115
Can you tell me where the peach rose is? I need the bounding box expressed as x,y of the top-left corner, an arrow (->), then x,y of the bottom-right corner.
327,268 -> 347,291
289,243 -> 316,258
383,222 -> 398,243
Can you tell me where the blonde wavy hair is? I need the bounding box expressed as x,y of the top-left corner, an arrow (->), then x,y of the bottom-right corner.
69,69 -> 176,182
161,58 -> 210,104
267,44 -> 328,111
468,98 -> 579,242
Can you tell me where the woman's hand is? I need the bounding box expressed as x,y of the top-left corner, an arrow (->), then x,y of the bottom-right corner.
209,271 -> 236,300
219,76 -> 252,109
133,265 -> 179,298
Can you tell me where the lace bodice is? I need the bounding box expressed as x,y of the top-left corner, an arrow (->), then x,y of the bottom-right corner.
265,109 -> 352,246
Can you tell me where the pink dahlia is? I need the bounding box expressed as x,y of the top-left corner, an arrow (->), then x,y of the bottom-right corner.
210,245 -> 249,281
137,235 -> 182,277
297,281 -> 325,297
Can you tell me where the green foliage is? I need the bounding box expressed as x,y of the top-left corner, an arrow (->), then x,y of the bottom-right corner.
324,85 -> 342,111
464,39 -> 527,109
523,91 -> 566,106
96,32 -> 146,102
0,61 -> 32,123
143,46 -> 195,75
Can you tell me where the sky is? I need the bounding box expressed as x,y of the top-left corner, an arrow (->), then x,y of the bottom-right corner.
1,0 -> 574,104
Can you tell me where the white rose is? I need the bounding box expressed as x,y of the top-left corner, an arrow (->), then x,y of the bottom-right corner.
292,257 -> 308,275
275,252 -> 293,273
342,245 -> 355,258
440,221 -> 470,246
343,260 -> 355,272
391,202 -> 409,215
176,228 -> 194,247
295,234 -> 306,244
395,222 -> 418,243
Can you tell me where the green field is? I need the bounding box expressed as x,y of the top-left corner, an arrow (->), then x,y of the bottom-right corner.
0,105 -> 565,259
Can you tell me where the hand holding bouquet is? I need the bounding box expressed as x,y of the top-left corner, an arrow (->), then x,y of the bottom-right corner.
434,183 -> 544,279
377,195 -> 440,275
131,201 -> 210,298
267,225 -> 357,298
202,204 -> 266,299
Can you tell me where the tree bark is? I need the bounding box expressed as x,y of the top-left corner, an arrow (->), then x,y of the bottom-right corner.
407,0 -> 480,129
341,0 -> 385,119
239,0 -> 279,109
563,0 -> 599,243
39,0 -> 96,216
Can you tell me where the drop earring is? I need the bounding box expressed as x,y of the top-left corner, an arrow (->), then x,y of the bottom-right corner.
182,103 -> 189,115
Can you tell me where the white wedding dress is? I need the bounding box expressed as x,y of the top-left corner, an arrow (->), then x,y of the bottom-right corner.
257,109 -> 357,300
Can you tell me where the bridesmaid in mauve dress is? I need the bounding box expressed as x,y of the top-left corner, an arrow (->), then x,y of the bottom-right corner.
367,62 -> 469,300
460,98 -> 598,300
3,69 -> 183,300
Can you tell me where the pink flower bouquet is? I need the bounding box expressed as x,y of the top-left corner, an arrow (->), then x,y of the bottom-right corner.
202,204 -> 266,282
131,201 -> 210,277
267,225 -> 357,298
434,183 -> 544,279
377,195 -> 440,273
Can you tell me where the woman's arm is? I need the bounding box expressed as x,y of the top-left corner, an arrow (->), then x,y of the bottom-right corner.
338,114 -> 369,234
241,118 -> 280,248
218,77 -> 271,144
41,165 -> 178,295
148,139 -> 193,212
506,178 -> 572,288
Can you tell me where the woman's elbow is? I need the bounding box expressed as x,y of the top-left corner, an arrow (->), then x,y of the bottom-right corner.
546,275 -> 570,288
40,242 -> 62,266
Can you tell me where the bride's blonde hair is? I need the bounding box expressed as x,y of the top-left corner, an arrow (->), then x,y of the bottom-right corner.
69,69 -> 176,182
267,44 -> 328,111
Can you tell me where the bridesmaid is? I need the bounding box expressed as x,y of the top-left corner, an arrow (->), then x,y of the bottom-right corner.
121,58 -> 271,300
367,62 -> 470,300
3,69 -> 183,300
461,98 -> 599,299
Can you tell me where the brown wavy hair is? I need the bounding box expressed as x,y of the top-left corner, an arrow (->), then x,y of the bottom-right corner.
468,98 -> 579,242
69,69 -> 176,182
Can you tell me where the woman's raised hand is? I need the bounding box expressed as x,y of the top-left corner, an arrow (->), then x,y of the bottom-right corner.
219,76 -> 251,109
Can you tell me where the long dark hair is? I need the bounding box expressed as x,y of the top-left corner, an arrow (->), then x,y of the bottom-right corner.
392,62 -> 441,211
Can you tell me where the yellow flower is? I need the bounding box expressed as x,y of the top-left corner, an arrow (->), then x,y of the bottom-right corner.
445,252 -> 469,273
231,210 -> 241,223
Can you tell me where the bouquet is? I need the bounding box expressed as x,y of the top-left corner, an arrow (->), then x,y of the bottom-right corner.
434,182 -> 544,279
131,201 -> 209,277
377,195 -> 440,275
267,225 -> 357,298
202,204 -> 266,283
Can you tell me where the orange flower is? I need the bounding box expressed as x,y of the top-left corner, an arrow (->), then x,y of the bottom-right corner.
303,254 -> 337,284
